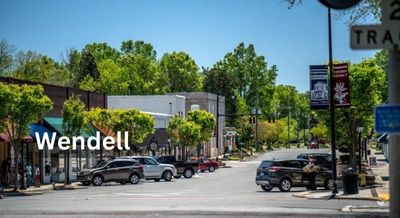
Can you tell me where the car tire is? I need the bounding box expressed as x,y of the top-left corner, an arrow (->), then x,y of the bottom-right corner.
261,185 -> 273,192
174,175 -> 181,179
183,169 -> 193,178
279,178 -> 292,192
163,171 -> 173,182
92,175 -> 103,186
325,178 -> 334,190
129,173 -> 140,185
154,179 -> 160,182
209,166 -> 215,172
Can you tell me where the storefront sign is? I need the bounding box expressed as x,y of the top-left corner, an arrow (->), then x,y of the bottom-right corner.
310,65 -> 329,109
333,63 -> 351,107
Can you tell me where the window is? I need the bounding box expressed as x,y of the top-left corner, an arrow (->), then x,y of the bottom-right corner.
259,161 -> 275,168
144,158 -> 158,165
109,161 -> 122,168
280,161 -> 301,168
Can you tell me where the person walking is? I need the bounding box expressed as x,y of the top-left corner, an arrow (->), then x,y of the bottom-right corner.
34,164 -> 40,188
25,163 -> 32,188
303,156 -> 320,190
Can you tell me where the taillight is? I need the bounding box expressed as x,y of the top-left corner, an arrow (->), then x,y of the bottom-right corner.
268,167 -> 280,173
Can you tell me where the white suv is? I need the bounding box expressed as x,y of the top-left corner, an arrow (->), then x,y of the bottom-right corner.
118,156 -> 177,182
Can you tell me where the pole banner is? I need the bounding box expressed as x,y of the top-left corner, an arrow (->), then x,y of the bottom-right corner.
333,63 -> 351,107
310,65 -> 329,109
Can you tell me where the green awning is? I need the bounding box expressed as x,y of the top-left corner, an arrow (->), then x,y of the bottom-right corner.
43,117 -> 98,138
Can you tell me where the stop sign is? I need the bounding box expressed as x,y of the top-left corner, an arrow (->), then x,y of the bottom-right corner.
318,0 -> 361,9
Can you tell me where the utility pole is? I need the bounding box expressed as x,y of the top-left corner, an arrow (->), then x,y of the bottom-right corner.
328,7 -> 338,195
255,96 -> 259,151
287,110 -> 290,149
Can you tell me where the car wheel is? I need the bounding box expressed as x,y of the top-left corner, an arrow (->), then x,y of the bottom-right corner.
163,171 -> 173,182
92,175 -> 103,186
209,166 -> 215,172
154,179 -> 160,182
279,178 -> 292,192
183,169 -> 193,178
261,185 -> 273,192
325,178 -> 334,190
174,175 -> 181,179
129,173 -> 140,185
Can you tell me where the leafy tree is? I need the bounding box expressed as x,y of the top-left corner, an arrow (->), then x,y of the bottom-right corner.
121,40 -> 157,60
79,51 -> 99,82
114,109 -> 155,150
177,121 -> 201,160
13,51 -> 72,86
258,121 -> 283,150
64,49 -> 82,88
62,95 -> 85,185
160,51 -> 202,92
0,84 -> 52,190
0,39 -> 15,76
214,43 -> 277,110
167,116 -> 185,147
187,110 -> 216,156
310,123 -> 328,143
82,42 -> 120,64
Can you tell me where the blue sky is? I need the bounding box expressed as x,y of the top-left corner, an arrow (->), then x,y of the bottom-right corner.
0,0 -> 377,92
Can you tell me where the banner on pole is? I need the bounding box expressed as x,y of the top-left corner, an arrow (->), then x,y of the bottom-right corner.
333,63 -> 351,108
310,65 -> 329,109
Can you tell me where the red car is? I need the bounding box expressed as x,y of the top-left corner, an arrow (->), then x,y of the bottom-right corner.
192,158 -> 219,172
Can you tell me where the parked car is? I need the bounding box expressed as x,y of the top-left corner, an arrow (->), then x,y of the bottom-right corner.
153,155 -> 198,179
118,156 -> 177,182
255,159 -> 333,192
191,157 -> 219,172
308,141 -> 319,149
296,153 -> 332,170
77,159 -> 144,186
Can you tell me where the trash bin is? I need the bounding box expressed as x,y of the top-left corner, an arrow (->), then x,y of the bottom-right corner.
343,171 -> 359,195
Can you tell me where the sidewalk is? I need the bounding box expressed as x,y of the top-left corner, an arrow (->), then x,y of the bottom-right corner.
0,182 -> 88,198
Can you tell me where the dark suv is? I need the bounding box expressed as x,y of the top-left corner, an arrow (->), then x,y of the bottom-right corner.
255,159 -> 333,192
77,159 -> 144,186
153,155 -> 198,179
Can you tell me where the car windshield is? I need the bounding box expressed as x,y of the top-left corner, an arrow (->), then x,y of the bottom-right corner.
94,161 -> 109,168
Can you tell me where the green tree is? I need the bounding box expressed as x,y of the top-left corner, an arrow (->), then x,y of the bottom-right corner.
121,40 -> 157,60
167,116 -> 185,147
187,110 -> 216,157
160,51 -> 202,92
310,123 -> 328,143
258,121 -> 283,150
64,49 -> 82,88
178,121 -> 201,160
62,95 -> 85,185
214,43 -> 277,110
82,42 -> 120,64
13,51 -> 72,86
79,51 -> 99,82
114,109 -> 155,151
0,39 -> 15,76
0,84 -> 52,190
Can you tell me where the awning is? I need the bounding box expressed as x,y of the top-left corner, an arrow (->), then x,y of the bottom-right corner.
43,117 -> 99,138
29,124 -> 58,141
0,133 -> 33,143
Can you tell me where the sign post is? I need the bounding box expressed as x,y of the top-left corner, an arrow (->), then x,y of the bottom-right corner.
351,1 -> 400,217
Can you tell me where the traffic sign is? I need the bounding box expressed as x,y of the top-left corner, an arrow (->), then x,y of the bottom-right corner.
375,105 -> 400,133
351,0 -> 400,50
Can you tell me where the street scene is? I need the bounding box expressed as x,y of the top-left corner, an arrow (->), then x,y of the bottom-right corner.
0,0 -> 399,217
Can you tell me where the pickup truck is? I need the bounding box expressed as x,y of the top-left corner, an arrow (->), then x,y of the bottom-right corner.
153,155 -> 199,179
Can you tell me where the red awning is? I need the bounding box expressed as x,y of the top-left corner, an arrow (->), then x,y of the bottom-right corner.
0,133 -> 33,143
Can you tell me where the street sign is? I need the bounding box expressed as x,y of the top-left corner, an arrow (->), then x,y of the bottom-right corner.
310,65 -> 329,109
375,105 -> 400,133
351,0 -> 400,50
351,25 -> 400,50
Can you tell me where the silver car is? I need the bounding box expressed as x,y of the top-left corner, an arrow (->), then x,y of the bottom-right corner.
118,156 -> 177,182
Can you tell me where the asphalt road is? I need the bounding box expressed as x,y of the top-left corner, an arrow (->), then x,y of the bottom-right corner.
0,149 -> 387,217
